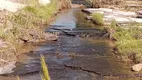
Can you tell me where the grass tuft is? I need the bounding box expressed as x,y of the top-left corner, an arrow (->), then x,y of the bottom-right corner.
91,13 -> 104,25
41,55 -> 50,80
111,22 -> 142,62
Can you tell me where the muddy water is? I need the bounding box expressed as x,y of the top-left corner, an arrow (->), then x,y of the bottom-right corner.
1,9 -> 142,80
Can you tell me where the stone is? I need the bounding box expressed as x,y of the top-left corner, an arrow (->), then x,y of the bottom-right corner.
136,11 -> 142,15
0,0 -> 25,12
38,0 -> 50,5
129,18 -> 142,23
86,16 -> 92,20
100,8 -> 113,12
132,63 -> 142,72
44,33 -> 58,41
71,4 -> 84,9
0,61 -> 16,74
82,8 -> 102,14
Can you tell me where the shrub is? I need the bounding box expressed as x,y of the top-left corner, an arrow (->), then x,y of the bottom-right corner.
91,13 -> 104,25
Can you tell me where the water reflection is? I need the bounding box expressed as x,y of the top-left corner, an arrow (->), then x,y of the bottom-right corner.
51,9 -> 76,29
51,9 -> 96,29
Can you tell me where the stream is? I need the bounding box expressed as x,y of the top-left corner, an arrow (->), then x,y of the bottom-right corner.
1,5 -> 142,80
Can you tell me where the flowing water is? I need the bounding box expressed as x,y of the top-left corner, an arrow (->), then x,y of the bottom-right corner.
0,8 -> 142,80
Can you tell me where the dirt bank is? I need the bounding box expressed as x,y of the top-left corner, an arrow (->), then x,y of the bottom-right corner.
0,0 -> 71,74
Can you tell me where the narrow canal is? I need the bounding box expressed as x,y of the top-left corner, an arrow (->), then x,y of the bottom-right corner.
0,2 -> 141,80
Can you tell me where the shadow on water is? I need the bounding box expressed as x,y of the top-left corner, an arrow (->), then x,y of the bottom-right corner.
1,9 -> 142,80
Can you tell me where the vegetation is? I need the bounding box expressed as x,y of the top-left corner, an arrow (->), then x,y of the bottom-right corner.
110,21 -> 142,62
91,13 -> 104,25
87,0 -> 125,8
41,55 -> 50,80
24,0 -> 57,20
0,0 -> 71,71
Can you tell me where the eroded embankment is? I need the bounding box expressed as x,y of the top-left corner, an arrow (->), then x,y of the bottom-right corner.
0,0 -> 71,74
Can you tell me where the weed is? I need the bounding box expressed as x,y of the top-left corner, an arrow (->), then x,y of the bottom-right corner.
41,55 -> 50,80
111,22 -> 142,61
91,13 -> 104,25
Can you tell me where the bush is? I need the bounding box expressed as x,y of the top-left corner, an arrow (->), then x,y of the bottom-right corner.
91,13 -> 104,25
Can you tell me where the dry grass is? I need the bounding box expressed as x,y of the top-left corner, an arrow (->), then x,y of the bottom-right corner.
89,0 -> 125,8
57,0 -> 71,11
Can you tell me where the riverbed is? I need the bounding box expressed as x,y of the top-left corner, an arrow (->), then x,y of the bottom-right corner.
0,8 -> 142,80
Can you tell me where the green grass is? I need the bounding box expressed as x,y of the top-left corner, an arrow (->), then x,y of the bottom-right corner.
24,0 -> 57,20
0,0 -> 59,46
41,55 -> 50,80
111,21 -> 142,61
91,13 -> 104,25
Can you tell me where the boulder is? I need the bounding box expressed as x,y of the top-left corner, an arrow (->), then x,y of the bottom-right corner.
82,8 -> 102,14
132,63 -> 142,72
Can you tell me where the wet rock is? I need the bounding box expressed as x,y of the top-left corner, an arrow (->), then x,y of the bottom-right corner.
44,33 -> 58,41
82,8 -> 103,14
132,63 -> 142,72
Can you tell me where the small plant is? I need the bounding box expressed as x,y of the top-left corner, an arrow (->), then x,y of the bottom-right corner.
91,13 -> 104,25
110,19 -> 117,29
41,55 -> 50,80
88,0 -> 125,8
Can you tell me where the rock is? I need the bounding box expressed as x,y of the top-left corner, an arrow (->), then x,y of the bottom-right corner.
82,8 -> 102,14
0,0 -> 25,12
0,61 -> 16,74
38,0 -> 50,5
86,16 -> 92,20
136,11 -> 142,15
114,17 -> 131,24
44,33 -> 58,41
113,11 -> 137,17
129,18 -> 142,23
71,4 -> 85,9
132,63 -> 142,72
100,8 -> 113,12
137,15 -> 142,18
